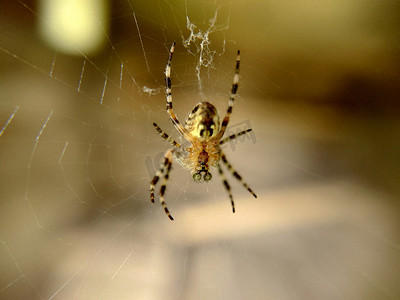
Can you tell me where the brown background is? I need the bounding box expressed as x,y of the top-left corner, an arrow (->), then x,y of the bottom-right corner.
1,0 -> 399,299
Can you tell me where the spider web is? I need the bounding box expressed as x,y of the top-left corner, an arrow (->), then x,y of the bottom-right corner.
1,0 -> 400,299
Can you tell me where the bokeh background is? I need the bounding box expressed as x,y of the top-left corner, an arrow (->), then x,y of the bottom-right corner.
1,0 -> 399,299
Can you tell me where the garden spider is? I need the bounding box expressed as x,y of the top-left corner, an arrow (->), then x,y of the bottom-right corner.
150,42 -> 257,220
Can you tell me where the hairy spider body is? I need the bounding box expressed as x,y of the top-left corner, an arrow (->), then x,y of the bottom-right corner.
182,102 -> 221,176
183,133 -> 220,176
150,42 -> 257,220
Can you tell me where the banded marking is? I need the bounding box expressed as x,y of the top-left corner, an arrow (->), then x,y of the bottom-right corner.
218,164 -> 235,213
159,156 -> 174,220
219,129 -> 252,145
150,149 -> 175,220
221,152 -> 257,198
164,42 -> 193,142
153,122 -> 183,149
217,49 -> 241,139
150,156 -> 169,203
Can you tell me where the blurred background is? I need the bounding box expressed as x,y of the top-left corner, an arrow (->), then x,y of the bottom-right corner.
1,0 -> 399,299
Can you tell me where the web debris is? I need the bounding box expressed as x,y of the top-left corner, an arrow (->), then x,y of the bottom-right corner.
182,4 -> 230,95
142,86 -> 162,96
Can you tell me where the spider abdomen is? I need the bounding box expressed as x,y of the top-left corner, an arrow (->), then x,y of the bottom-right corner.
185,102 -> 220,141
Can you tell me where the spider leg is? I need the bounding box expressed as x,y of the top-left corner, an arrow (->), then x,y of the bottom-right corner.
217,163 -> 235,213
217,49 -> 240,139
220,151 -> 257,198
150,153 -> 169,203
159,149 -> 174,220
150,149 -> 175,220
219,129 -> 252,145
153,122 -> 186,151
165,42 -> 193,142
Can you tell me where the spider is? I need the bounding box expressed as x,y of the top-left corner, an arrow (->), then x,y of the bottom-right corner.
150,42 -> 257,220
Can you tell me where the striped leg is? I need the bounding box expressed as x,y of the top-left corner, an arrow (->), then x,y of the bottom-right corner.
221,151 -> 257,198
217,50 -> 240,139
150,148 -> 175,220
153,122 -> 185,150
165,42 -> 192,142
218,163 -> 235,213
150,152 -> 169,203
159,152 -> 174,220
219,129 -> 252,146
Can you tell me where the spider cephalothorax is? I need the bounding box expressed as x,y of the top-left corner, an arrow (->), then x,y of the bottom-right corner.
150,42 -> 257,221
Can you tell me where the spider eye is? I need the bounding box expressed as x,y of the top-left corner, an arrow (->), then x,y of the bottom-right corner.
204,172 -> 212,181
193,173 -> 201,181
